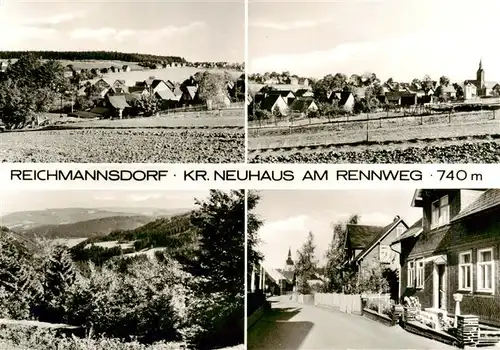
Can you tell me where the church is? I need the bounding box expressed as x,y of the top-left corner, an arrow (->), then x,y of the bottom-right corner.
464,59 -> 499,99
274,248 -> 296,294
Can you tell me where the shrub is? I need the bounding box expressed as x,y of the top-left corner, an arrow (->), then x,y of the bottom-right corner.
0,325 -> 184,350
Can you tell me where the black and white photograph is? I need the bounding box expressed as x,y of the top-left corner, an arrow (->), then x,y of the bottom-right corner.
0,189 -> 245,350
247,189 -> 500,349
0,1 -> 245,163
247,0 -> 500,164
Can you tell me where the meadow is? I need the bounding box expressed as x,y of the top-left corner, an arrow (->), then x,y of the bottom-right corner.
248,109 -> 500,163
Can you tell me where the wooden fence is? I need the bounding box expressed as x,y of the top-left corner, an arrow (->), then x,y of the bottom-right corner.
313,293 -> 363,315
248,108 -> 498,134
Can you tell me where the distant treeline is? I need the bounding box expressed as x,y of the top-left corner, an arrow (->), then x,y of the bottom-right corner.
0,50 -> 186,64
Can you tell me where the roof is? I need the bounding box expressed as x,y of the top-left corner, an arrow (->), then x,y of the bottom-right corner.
391,218 -> 423,245
90,107 -> 112,116
295,88 -> 314,97
268,90 -> 295,98
107,95 -> 130,110
275,268 -> 294,283
155,89 -> 177,101
260,94 -> 285,111
451,189 -> 500,222
151,79 -> 166,89
346,224 -> 385,249
355,218 -> 406,261
407,225 -> 450,259
290,97 -> 316,112
129,86 -> 148,93
339,91 -> 353,106
441,85 -> 456,93
185,86 -> 198,99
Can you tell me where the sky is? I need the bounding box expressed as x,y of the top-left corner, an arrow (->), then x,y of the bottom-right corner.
249,0 -> 500,82
253,189 -> 422,269
0,0 -> 244,63
0,189 -> 210,214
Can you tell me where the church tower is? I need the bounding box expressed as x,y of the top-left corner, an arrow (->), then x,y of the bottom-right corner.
476,59 -> 485,90
285,247 -> 294,272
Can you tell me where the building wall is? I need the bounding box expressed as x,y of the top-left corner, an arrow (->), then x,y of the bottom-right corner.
402,201 -> 500,327
359,222 -> 406,272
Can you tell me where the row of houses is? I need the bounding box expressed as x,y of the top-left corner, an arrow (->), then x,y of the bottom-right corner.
262,76 -> 310,86
75,74 -> 242,118
251,189 -> 500,329
344,189 -> 500,328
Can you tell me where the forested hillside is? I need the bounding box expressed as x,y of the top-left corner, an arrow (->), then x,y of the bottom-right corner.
0,51 -> 185,64
21,215 -> 152,239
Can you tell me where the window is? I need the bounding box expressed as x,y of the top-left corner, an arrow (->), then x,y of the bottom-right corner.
408,261 -> 415,287
431,195 -> 450,228
416,259 -> 425,288
477,248 -> 494,293
458,251 -> 472,291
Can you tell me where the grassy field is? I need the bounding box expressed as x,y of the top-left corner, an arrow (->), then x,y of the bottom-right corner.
249,110 -> 500,163
249,119 -> 500,150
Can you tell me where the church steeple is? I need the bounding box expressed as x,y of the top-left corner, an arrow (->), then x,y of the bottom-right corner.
477,58 -> 485,90
285,247 -> 294,271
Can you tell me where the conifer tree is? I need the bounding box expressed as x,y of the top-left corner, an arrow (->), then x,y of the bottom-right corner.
295,231 -> 317,294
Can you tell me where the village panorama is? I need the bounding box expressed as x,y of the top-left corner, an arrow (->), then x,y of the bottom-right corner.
0,52 -> 245,163
247,189 -> 500,349
247,63 -> 500,164
0,189 -> 245,350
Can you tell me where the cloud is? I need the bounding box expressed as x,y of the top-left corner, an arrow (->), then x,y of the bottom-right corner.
250,28 -> 500,81
23,12 -> 86,26
127,194 -> 166,202
250,18 -> 331,30
70,22 -> 205,42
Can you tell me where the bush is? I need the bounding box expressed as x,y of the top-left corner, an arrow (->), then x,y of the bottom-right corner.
64,259 -> 189,343
0,325 -> 184,350
183,292 -> 243,350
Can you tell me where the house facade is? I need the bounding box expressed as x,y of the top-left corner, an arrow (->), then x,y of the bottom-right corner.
394,189 -> 500,327
345,218 -> 408,299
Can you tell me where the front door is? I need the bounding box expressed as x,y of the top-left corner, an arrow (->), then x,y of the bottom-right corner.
437,264 -> 447,310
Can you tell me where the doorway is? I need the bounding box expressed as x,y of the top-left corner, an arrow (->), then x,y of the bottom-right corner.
433,261 -> 447,310
438,264 -> 447,310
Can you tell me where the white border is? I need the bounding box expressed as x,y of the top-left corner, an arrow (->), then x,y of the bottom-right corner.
1,163 -> 499,190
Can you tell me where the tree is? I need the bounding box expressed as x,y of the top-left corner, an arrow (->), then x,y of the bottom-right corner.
184,190 -> 245,298
295,231 -> 317,294
324,214 -> 359,293
197,71 -> 228,108
422,75 -> 434,91
439,76 -> 450,87
272,104 -> 283,123
0,54 -> 65,128
246,191 -> 264,290
134,93 -> 160,116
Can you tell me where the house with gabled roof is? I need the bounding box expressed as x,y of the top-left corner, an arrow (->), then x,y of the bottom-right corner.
267,89 -> 295,105
345,217 -> 408,272
331,91 -> 355,112
260,94 -> 288,116
179,85 -> 199,106
150,79 -> 170,93
391,189 -> 500,327
289,97 -> 318,116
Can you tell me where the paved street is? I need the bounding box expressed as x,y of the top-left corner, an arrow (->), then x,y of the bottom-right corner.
248,296 -> 456,350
